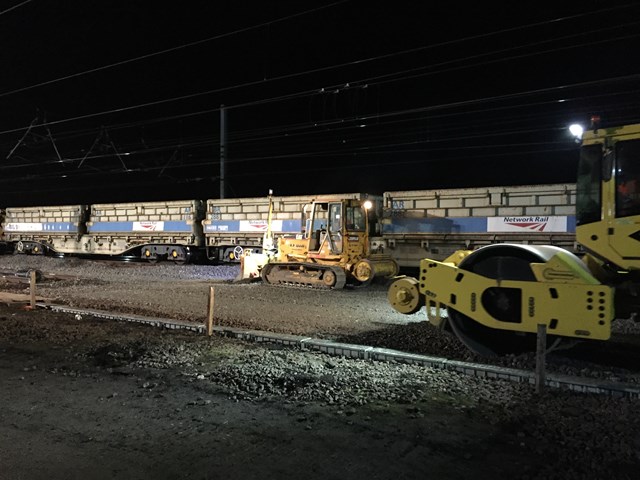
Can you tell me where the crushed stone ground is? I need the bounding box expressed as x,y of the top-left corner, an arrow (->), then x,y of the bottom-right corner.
0,256 -> 639,479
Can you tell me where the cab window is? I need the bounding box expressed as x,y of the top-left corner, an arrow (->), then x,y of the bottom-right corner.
576,144 -> 602,225
615,139 -> 640,218
328,203 -> 342,233
345,206 -> 366,231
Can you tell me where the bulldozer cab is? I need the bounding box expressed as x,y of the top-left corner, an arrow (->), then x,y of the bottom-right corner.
304,202 -> 336,253
303,200 -> 369,256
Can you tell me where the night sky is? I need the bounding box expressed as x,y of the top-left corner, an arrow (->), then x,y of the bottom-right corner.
1,0 -> 640,206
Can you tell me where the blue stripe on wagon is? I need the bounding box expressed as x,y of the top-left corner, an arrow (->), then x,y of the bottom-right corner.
88,221 -> 193,233
44,222 -> 79,232
204,220 -> 302,233
382,216 -> 576,234
382,217 -> 485,234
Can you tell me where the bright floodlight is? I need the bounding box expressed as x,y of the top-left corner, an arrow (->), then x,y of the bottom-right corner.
569,124 -> 584,139
363,200 -> 373,210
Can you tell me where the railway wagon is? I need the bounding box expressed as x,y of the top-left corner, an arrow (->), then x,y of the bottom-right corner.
375,183 -> 577,268
0,209 -> 8,254
2,200 -> 205,262
86,200 -> 205,263
1,184 -> 579,268
202,193 -> 381,262
3,204 -> 88,255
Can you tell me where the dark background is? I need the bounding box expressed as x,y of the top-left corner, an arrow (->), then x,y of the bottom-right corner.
1,0 -> 640,206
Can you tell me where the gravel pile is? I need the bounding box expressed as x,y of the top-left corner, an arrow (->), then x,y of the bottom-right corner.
172,348 -> 640,480
7,310 -> 640,480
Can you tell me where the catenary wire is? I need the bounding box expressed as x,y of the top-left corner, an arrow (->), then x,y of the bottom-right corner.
0,0 -> 32,17
2,81 -> 638,172
1,4 -> 638,138
0,1 -> 350,99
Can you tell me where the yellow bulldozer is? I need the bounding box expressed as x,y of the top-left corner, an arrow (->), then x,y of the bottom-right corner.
238,193 -> 398,288
388,121 -> 640,355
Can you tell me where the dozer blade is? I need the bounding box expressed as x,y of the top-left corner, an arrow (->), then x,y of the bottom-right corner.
235,250 -> 270,283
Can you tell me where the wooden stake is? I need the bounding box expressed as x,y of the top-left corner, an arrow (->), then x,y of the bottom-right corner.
29,270 -> 36,309
207,286 -> 215,336
535,324 -> 547,395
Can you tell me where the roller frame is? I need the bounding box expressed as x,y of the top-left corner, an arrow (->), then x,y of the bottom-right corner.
417,251 -> 614,341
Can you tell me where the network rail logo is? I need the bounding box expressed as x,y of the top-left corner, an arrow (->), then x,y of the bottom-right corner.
487,216 -> 568,233
504,216 -> 550,231
239,220 -> 284,232
133,221 -> 165,232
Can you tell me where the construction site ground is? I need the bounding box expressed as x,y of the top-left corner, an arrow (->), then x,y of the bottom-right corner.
1,256 -> 639,480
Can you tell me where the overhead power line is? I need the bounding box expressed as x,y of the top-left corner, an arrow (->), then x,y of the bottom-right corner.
1,3 -> 639,194
1,20 -> 638,141
0,2 -> 637,140
0,0 -> 350,100
1,1 -> 635,104
0,132 -> 576,180
1,75 -> 637,173
0,66 -> 637,157
0,0 -> 32,17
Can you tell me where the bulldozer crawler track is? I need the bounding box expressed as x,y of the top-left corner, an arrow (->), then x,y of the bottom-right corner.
262,262 -> 347,290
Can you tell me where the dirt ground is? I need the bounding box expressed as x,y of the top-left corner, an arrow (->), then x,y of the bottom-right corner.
1,257 -> 640,479
0,302 -> 558,480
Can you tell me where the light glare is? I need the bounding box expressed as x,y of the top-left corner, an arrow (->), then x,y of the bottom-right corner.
569,124 -> 584,139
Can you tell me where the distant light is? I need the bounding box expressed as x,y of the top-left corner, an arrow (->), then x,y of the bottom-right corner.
363,200 -> 373,210
569,124 -> 584,139
359,124 -> 366,128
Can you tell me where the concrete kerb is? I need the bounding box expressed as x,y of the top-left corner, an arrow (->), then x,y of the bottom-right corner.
36,302 -> 640,398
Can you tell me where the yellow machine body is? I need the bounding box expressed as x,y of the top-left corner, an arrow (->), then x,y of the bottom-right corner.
388,122 -> 640,355
576,124 -> 640,272
412,250 -> 613,340
276,199 -> 397,280
240,195 -> 398,288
